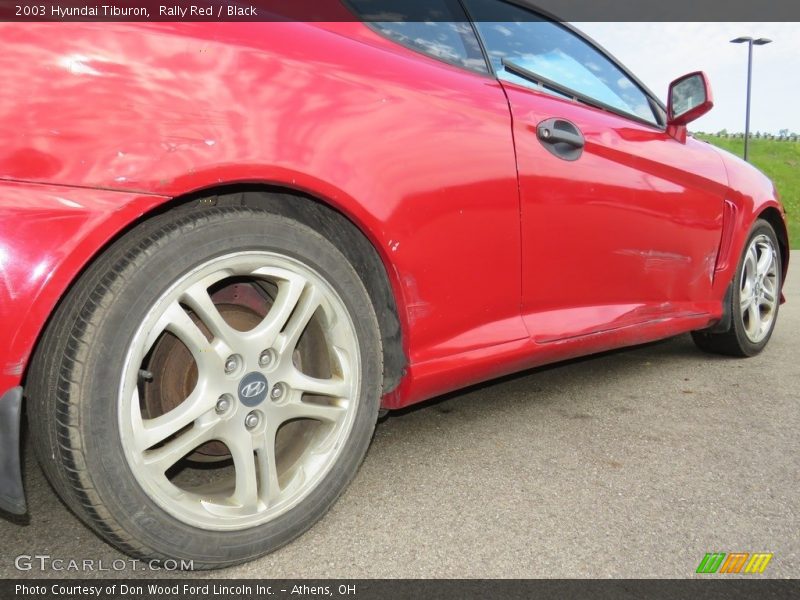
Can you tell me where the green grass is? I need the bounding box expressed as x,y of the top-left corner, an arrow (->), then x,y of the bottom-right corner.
695,135 -> 799,248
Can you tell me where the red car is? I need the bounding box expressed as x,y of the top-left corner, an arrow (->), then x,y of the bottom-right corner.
0,3 -> 789,568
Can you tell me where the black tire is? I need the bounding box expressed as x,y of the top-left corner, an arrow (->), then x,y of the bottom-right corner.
27,206 -> 383,568
692,218 -> 782,357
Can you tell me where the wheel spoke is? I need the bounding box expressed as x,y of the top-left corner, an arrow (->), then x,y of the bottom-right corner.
278,286 -> 323,355
228,433 -> 260,510
756,244 -> 774,277
281,396 -> 347,424
744,245 -> 758,284
740,274 -> 753,297
152,302 -> 219,371
740,293 -> 754,312
142,421 -> 218,473
746,302 -> 762,337
180,280 -> 238,347
254,425 -> 281,505
762,280 -> 777,303
138,383 -> 216,450
245,271 -> 308,348
286,369 -> 349,399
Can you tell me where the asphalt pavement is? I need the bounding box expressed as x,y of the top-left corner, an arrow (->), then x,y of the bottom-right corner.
2,257 -> 797,579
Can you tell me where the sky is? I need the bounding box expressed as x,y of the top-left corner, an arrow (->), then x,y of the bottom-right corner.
574,22 -> 800,135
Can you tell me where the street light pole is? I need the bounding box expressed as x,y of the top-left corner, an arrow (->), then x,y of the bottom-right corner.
731,36 -> 772,162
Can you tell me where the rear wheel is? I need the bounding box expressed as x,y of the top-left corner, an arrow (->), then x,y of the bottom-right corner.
28,206 -> 383,568
692,219 -> 782,357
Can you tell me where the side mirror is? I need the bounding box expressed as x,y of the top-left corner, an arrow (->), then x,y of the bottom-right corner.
668,71 -> 714,126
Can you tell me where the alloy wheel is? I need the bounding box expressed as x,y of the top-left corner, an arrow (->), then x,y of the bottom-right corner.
118,251 -> 361,531
739,234 -> 779,344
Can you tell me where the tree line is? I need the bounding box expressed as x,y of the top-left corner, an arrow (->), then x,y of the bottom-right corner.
696,129 -> 799,141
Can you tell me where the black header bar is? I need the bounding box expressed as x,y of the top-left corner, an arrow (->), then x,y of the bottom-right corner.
1,0 -> 800,22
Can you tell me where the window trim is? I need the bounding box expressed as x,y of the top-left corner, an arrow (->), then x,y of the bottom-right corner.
460,0 -> 668,129
501,58 -> 665,130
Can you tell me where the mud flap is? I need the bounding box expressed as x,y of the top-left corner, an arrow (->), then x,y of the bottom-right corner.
0,387 -> 25,515
709,283 -> 734,333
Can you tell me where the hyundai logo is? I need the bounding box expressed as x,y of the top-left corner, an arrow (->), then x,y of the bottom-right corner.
238,372 -> 269,407
241,381 -> 266,398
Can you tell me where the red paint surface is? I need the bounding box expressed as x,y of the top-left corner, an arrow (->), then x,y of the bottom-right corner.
0,22 -> 788,408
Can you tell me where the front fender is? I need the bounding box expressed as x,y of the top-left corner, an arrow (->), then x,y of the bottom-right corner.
710,146 -> 789,300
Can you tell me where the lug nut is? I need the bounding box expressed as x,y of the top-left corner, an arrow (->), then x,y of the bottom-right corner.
270,385 -> 284,401
259,350 -> 272,368
224,355 -> 239,374
244,412 -> 260,430
216,395 -> 232,415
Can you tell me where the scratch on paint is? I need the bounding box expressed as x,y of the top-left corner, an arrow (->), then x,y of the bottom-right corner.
616,249 -> 692,272
4,360 -> 24,377
402,274 -> 431,324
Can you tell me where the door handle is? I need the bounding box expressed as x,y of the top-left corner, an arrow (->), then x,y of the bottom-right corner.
536,118 -> 585,161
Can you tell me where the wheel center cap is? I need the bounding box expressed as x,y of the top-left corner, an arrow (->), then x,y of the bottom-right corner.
238,372 -> 269,407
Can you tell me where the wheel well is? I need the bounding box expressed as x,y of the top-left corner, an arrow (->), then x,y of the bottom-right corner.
27,184 -> 406,395
206,186 -> 407,393
759,207 -> 790,282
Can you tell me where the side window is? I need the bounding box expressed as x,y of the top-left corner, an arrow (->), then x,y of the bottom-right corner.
463,0 -> 659,124
345,0 -> 489,74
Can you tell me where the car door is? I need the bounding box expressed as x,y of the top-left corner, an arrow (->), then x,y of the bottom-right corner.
465,1 -> 729,342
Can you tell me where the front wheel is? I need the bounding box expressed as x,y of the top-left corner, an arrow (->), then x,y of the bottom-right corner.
28,206 -> 383,568
692,218 -> 782,357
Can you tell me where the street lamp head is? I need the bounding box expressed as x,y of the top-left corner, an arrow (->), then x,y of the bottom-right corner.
730,37 -> 773,46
